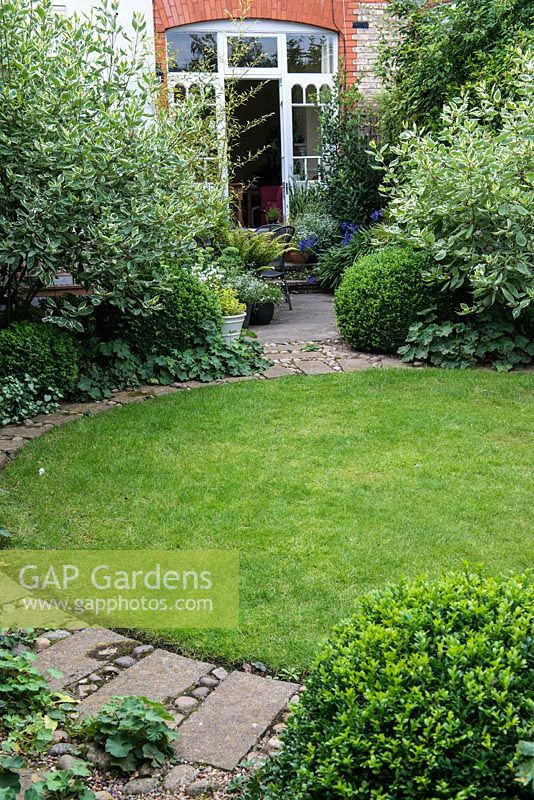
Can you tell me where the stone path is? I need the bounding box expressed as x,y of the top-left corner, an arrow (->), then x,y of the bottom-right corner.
173,671 -> 298,771
31,627 -> 302,796
250,291 -> 339,343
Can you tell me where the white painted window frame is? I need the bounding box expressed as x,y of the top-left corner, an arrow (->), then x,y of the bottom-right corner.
166,19 -> 338,218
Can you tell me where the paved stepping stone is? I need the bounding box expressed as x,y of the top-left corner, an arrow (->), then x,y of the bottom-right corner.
293,359 -> 334,375
38,628 -> 137,690
78,649 -> 214,717
173,671 -> 299,771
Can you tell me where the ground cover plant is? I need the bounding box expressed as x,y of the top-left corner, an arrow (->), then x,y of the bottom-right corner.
1,370 -> 532,671
246,571 -> 534,799
78,697 -> 176,774
0,646 -> 75,753
73,324 -> 268,400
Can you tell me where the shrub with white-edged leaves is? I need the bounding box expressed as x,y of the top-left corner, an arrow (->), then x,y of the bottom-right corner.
373,50 -> 534,322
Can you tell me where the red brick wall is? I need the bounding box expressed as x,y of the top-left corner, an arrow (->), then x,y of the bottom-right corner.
153,0 -> 388,88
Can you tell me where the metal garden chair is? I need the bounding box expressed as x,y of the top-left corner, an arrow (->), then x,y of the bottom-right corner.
257,225 -> 296,310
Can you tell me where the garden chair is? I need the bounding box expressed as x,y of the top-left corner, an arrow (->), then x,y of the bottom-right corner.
255,223 -> 283,234
258,225 -> 295,310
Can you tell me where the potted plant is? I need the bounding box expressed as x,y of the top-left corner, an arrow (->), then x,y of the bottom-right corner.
287,211 -> 340,264
218,287 -> 247,344
249,282 -> 283,326
230,274 -> 283,326
230,273 -> 261,328
265,206 -> 282,225
286,234 -> 318,265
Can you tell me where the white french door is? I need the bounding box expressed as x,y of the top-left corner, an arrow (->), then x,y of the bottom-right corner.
165,20 -> 337,220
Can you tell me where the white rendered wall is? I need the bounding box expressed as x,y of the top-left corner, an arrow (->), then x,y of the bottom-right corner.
55,0 -> 155,71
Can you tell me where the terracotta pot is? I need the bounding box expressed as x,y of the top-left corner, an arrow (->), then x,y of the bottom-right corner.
285,250 -> 309,265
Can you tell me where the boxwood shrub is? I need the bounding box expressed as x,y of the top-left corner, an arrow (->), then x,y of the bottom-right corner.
247,571 -> 534,800
0,321 -> 78,394
97,268 -> 222,358
334,247 -> 453,353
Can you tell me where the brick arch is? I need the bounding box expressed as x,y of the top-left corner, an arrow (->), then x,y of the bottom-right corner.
153,0 -> 347,36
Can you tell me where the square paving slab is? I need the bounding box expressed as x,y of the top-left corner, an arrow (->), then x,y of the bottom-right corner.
173,671 -> 299,770
78,649 -> 214,716
37,628 -> 138,690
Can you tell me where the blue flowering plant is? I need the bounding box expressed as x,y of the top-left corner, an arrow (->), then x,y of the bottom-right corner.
298,235 -> 319,253
341,222 -> 362,246
292,211 -> 339,254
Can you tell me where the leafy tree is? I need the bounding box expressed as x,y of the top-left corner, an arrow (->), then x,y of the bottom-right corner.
378,0 -> 534,138
0,0 -> 226,330
373,51 -> 534,320
319,80 -> 382,226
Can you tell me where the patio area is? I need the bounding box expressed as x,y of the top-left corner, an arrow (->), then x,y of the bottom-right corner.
249,292 -> 339,343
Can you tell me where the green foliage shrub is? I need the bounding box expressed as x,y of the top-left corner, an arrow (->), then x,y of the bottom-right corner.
399,313 -> 534,371
0,322 -> 78,393
0,376 -> 62,426
78,696 -> 176,774
320,81 -> 382,224
99,269 -> 221,359
0,0 -> 226,329
378,0 -> 534,138
334,247 -> 452,353
246,571 -> 534,800
317,227 -> 375,290
374,51 -> 534,321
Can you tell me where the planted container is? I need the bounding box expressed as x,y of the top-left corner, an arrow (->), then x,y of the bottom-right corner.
221,312 -> 247,344
285,250 -> 309,265
218,287 -> 247,345
250,302 -> 275,325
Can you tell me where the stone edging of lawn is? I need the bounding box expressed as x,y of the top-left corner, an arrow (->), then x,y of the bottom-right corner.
0,338 -> 406,471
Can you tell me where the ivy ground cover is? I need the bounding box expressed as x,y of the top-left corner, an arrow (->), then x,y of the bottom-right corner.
1,370 -> 533,671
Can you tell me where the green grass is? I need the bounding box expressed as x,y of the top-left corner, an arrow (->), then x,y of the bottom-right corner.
1,369 -> 533,671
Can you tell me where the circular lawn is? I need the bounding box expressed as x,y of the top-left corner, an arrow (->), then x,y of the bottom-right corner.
1,369 -> 533,672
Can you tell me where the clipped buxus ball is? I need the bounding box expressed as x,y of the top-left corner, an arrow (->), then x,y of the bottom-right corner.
246,571 -> 534,800
334,246 -> 454,353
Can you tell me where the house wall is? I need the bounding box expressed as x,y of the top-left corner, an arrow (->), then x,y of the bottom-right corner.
55,0 -> 156,69
153,0 -> 388,91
